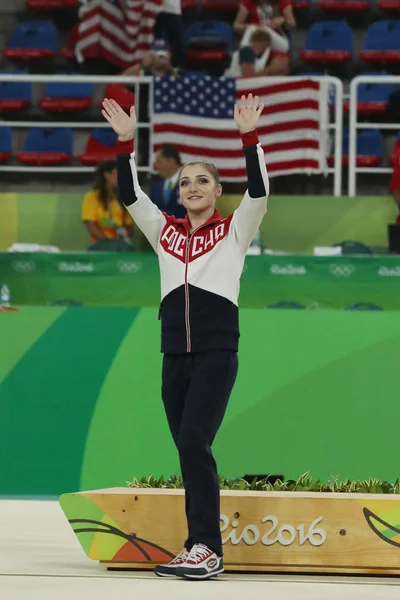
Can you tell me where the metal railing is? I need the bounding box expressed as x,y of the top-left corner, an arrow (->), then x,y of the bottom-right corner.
0,74 -> 154,173
348,75 -> 400,197
0,74 -> 343,195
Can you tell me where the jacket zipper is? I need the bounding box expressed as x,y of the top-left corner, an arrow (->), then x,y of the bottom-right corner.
184,224 -> 204,353
184,236 -> 191,352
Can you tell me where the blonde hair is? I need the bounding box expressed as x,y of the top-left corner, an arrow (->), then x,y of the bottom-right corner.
179,161 -> 220,184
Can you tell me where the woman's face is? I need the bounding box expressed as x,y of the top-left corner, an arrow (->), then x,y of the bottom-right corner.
104,168 -> 118,191
179,164 -> 222,215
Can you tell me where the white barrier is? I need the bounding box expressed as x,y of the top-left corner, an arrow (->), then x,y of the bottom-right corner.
348,75 -> 400,197
0,74 -> 342,195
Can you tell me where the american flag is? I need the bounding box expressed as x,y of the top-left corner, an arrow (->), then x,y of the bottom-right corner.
152,76 -> 328,180
75,0 -> 162,69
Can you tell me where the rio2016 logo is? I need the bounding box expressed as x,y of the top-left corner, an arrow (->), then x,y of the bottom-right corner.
220,515 -> 327,547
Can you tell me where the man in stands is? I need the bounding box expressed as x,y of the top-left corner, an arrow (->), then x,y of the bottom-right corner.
225,28 -> 289,78
122,40 -> 180,78
151,144 -> 186,218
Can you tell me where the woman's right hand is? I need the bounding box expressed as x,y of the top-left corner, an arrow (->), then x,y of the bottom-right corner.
102,98 -> 137,141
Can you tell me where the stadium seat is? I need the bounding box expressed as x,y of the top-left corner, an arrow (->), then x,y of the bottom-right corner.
328,129 -> 383,167
38,76 -> 93,113
78,129 -> 118,165
61,23 -> 78,61
0,127 -> 12,163
292,0 -> 311,8
390,132 -> 400,166
300,21 -> 353,63
378,0 -> 400,11
343,73 -> 397,113
201,0 -> 240,12
3,21 -> 58,62
26,0 -> 78,9
319,0 -> 371,11
17,127 -> 73,165
186,21 -> 233,64
360,21 -> 400,63
0,71 -> 32,113
99,83 -> 135,112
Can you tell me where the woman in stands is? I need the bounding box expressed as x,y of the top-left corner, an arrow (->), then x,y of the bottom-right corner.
81,160 -> 134,248
101,93 -> 269,580
233,0 -> 296,49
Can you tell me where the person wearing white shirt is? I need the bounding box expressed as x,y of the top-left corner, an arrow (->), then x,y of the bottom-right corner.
225,28 -> 289,78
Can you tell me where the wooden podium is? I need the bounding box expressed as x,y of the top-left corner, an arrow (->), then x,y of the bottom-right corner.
59,488 -> 400,575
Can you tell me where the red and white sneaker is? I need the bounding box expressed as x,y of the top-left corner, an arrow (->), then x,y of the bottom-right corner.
176,543 -> 224,580
154,548 -> 190,577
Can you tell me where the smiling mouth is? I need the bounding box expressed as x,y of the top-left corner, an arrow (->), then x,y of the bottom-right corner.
188,195 -> 203,200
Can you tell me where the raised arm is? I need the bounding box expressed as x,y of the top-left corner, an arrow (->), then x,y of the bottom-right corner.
232,94 -> 269,253
102,98 -> 166,252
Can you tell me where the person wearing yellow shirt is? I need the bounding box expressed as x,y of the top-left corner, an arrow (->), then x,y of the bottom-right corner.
82,160 -> 134,247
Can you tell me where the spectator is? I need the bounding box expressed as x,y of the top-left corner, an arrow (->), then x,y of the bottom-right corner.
151,144 -> 186,218
122,40 -> 180,78
154,0 -> 186,68
82,160 -> 134,247
225,28 -> 289,77
233,0 -> 296,48
390,154 -> 400,224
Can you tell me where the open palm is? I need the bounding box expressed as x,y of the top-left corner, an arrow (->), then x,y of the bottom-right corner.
101,98 -> 136,140
234,94 -> 264,134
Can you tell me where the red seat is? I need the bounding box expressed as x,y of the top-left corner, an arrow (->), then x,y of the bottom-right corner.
78,129 -> 118,165
39,97 -> 92,112
378,0 -> 400,9
100,83 -> 135,111
26,0 -> 78,8
320,0 -> 370,10
201,0 -> 240,11
16,151 -> 71,165
0,99 -> 31,112
0,151 -> 11,162
188,49 -> 229,62
17,127 -> 73,165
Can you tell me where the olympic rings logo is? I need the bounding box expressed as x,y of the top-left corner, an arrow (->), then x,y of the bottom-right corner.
117,261 -> 142,274
12,260 -> 36,273
330,264 -> 355,277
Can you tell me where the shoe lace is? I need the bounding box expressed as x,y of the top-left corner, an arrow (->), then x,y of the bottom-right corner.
172,548 -> 189,564
188,544 -> 211,564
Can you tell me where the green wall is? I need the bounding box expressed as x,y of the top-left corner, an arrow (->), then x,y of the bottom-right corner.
1,307 -> 399,496
0,193 -> 396,253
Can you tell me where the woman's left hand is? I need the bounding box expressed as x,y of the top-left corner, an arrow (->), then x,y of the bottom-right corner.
234,93 -> 264,134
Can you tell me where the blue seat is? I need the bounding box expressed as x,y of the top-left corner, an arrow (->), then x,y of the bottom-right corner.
301,21 -> 353,63
186,21 -> 233,64
320,0 -> 371,12
3,21 -> 58,62
17,127 -> 73,165
360,21 -> 400,63
79,128 -> 118,165
345,73 -> 397,113
39,75 -> 93,113
0,70 -> 32,112
0,127 -> 12,163
338,129 -> 383,166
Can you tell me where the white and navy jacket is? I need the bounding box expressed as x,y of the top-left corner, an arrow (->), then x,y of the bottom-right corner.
116,130 -> 269,354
